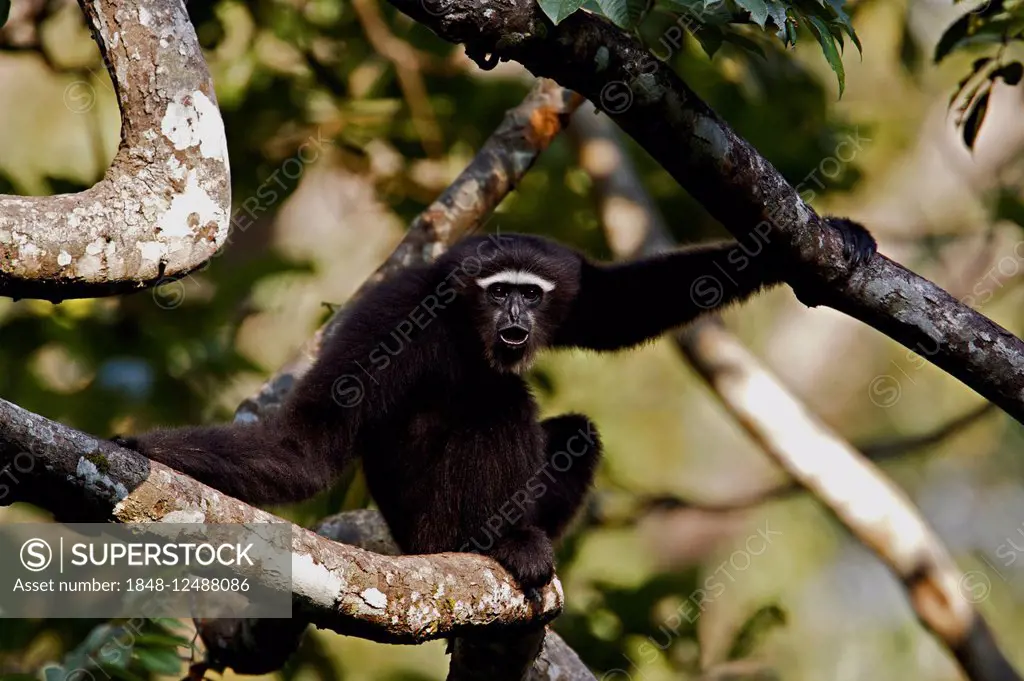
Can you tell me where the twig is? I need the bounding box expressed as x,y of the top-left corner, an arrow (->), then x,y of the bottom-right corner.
350,0 -> 446,156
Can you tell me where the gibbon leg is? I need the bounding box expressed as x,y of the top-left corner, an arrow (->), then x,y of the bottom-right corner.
535,413 -> 602,539
489,525 -> 556,590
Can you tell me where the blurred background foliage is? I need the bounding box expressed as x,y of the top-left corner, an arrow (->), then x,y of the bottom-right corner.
2,0 -> 1024,679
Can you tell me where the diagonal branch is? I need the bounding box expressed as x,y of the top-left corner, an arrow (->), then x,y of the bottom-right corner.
0,0 -> 231,302
573,105 -> 1021,681
236,78 -> 582,421
384,0 -> 1024,425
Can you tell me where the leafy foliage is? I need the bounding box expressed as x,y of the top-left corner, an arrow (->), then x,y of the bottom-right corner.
935,0 -> 1024,149
39,619 -> 194,680
535,0 -> 860,94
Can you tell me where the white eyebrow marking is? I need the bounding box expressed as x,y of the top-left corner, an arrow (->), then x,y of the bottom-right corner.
475,269 -> 556,292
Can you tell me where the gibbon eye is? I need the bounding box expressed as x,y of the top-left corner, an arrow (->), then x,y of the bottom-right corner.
521,285 -> 542,303
488,283 -> 509,301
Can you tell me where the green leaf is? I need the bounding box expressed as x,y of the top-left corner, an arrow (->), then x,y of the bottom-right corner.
722,31 -> 767,58
963,88 -> 991,150
992,61 -> 1024,85
948,57 -> 993,109
662,0 -> 733,26
934,10 -> 1024,63
736,0 -> 769,28
807,15 -> 845,96
783,16 -> 798,46
727,603 -> 788,661
764,0 -> 788,31
694,23 -> 724,57
133,633 -> 193,648
595,0 -> 650,28
133,647 -> 185,676
537,0 -> 588,24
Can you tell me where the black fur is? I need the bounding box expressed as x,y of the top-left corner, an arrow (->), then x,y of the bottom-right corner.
116,224 -> 874,589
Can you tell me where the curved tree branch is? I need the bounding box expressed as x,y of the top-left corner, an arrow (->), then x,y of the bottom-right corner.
384,0 -> 1024,425
0,0 -> 231,302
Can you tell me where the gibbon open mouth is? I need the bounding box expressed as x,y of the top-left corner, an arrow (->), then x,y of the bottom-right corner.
499,326 -> 530,346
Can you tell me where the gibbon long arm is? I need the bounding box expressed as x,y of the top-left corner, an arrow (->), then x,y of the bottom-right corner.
553,240 -> 783,351
119,410 -> 345,504
117,266 -> 445,506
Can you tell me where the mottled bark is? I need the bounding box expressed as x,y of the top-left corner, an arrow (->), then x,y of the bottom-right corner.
0,0 -> 231,301
315,511 -> 596,681
384,0 -> 1024,424
235,78 -> 582,420
0,397 -> 564,646
574,105 -> 1021,681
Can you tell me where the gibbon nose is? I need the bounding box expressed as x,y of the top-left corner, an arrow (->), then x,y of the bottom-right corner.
508,297 -> 523,323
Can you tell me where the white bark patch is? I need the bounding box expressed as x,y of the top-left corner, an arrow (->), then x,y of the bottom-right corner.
161,509 -> 206,523
694,116 -> 730,159
157,170 -> 225,239
75,457 -> 129,500
160,91 -> 229,161
137,241 -> 166,264
360,587 -> 388,610
57,251 -> 72,267
292,553 -> 345,606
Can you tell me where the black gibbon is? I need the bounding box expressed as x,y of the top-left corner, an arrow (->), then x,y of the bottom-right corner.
114,221 -> 875,590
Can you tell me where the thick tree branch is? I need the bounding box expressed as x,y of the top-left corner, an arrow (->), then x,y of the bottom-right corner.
385,0 -> 1024,425
189,509 -> 594,680
0,397 -> 564,646
573,106 -> 1021,681
316,511 -> 597,681
0,0 -> 231,302
236,78 -> 582,420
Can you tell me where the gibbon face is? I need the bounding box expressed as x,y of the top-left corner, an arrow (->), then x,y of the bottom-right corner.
449,235 -> 581,372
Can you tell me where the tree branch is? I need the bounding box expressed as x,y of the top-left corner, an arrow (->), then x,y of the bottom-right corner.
314,511 -> 597,681
384,0 -> 1024,425
235,78 -> 582,421
0,0 -> 231,302
573,105 -> 1021,681
0,397 -> 564,646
